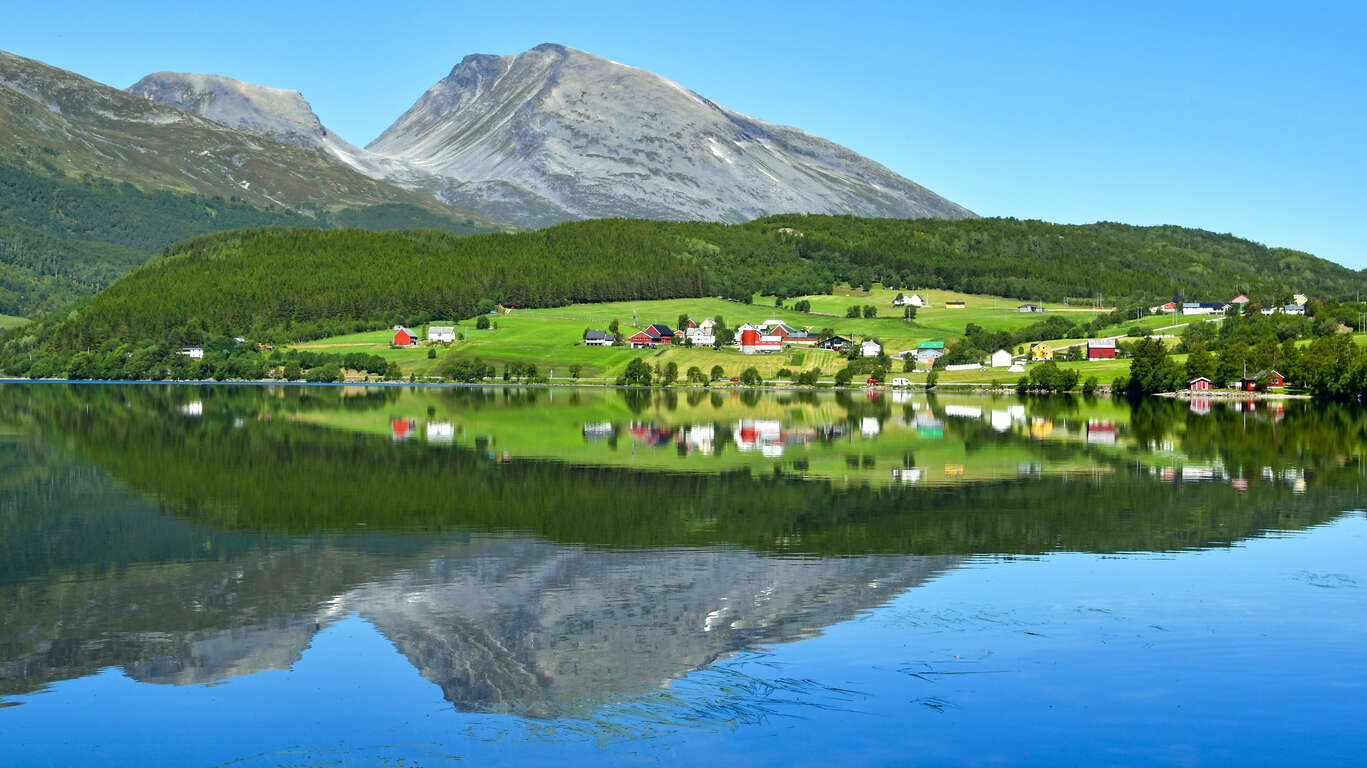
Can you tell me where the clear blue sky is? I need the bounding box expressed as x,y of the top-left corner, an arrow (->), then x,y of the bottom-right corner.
6,0 -> 1365,267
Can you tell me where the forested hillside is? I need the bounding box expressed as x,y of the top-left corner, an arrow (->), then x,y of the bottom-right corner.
28,226 -> 707,352
0,159 -> 498,316
739,215 -> 1366,303
5,215 -> 1363,368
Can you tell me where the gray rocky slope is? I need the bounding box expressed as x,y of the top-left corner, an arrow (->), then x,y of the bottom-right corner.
130,44 -> 974,229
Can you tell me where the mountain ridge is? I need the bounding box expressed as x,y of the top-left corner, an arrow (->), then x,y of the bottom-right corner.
125,44 -> 975,229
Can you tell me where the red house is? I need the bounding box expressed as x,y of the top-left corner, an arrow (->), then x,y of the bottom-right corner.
1087,338 -> 1117,360
1241,370 -> 1285,390
628,324 -> 675,348
393,328 -> 417,346
1188,376 -> 1213,391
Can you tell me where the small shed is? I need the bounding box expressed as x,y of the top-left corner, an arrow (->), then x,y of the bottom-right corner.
1189,376 -> 1213,391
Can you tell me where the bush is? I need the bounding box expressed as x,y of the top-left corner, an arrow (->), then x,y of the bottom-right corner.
618,357 -> 652,386
926,370 -> 939,389
739,367 -> 762,386
476,315 -> 491,330
710,365 -> 725,381
862,305 -> 877,318
1082,376 -> 1099,395
845,305 -> 861,318
777,368 -> 794,379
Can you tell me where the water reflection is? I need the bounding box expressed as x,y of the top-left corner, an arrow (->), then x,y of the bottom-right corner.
1,383 -> 1363,723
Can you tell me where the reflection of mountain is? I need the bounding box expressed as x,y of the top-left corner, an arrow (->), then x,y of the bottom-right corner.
0,451 -> 954,713
2,383 -> 1362,716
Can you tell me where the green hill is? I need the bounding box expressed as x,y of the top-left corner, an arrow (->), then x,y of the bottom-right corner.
5,215 -> 1364,373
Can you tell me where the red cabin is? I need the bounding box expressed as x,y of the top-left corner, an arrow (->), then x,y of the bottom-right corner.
1188,377 -> 1213,391
393,328 -> 416,346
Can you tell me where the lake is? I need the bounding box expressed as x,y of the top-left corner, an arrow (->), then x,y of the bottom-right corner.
0,383 -> 1363,766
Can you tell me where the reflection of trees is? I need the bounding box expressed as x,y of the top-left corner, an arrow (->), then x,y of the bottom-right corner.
3,384 -> 1353,560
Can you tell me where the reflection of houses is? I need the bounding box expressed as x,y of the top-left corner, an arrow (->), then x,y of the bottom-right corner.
944,404 -> 983,419
629,422 -> 675,447
426,422 -> 455,444
684,424 -> 716,455
734,419 -> 786,455
891,467 -> 923,484
582,422 -> 614,441
1085,420 -> 1117,445
1031,418 -> 1054,439
1189,399 -> 1213,416
391,418 -> 417,441
179,401 -> 203,417
861,417 -> 881,438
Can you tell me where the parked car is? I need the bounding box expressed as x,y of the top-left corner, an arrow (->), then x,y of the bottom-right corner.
730,377 -> 740,382
866,378 -> 882,387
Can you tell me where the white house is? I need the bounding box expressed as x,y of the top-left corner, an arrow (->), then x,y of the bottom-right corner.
894,293 -> 926,307
583,330 -> 615,346
890,377 -> 912,388
989,349 -> 1013,367
1283,304 -> 1306,316
861,340 -> 883,358
428,326 -> 457,343
685,328 -> 716,346
179,346 -> 204,359
1293,293 -> 1308,305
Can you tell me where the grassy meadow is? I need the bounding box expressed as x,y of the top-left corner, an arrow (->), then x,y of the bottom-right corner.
292,287 -> 1138,381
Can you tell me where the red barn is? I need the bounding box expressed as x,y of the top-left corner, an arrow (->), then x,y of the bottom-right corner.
393,328 -> 417,346
1087,338 -> 1117,359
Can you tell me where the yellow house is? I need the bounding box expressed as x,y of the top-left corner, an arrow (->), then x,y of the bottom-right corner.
945,300 -> 966,309
1031,343 -> 1054,360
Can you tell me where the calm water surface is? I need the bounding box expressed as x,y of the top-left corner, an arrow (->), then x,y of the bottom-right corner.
0,384 -> 1363,766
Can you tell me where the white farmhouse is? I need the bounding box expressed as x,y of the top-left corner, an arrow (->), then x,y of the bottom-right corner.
428,326 -> 457,343
894,293 -> 926,307
179,346 -> 204,359
861,340 -> 883,358
990,349 -> 1013,367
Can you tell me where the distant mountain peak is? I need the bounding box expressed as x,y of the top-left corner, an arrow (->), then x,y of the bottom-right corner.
364,44 -> 974,228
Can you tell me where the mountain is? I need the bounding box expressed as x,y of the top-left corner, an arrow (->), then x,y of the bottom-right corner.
365,44 -> 975,228
126,71 -> 402,179
128,45 -> 974,229
0,49 -> 501,317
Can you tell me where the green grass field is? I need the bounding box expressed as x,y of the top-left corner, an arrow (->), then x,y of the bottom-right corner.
288,291 -> 1153,382
0,315 -> 29,330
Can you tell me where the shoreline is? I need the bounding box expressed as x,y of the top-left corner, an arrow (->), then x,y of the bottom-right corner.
0,377 -> 1312,400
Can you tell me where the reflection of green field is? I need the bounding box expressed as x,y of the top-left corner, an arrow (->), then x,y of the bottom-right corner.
290,389 -> 1130,487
